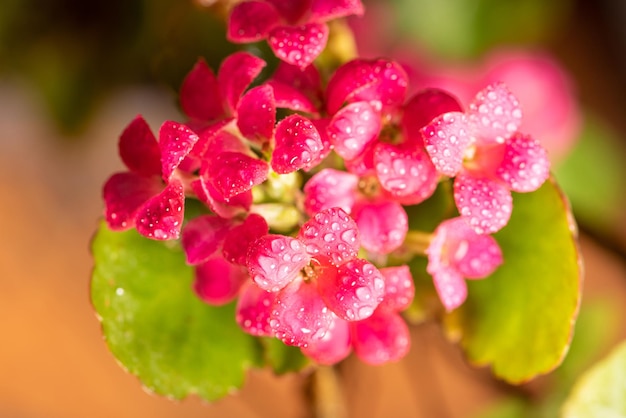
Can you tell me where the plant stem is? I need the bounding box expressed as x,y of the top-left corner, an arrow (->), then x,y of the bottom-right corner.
307,365 -> 347,418
404,230 -> 433,256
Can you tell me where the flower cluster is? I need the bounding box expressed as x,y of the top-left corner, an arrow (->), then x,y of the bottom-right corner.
102,0 -> 551,365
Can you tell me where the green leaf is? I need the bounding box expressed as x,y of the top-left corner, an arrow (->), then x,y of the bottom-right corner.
562,340 -> 626,417
459,179 -> 581,383
262,337 -> 310,375
91,223 -> 263,401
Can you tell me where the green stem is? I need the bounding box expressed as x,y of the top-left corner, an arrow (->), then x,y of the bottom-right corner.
404,230 -> 433,256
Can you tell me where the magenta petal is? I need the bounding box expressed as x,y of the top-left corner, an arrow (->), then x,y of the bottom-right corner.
208,151 -> 269,200
303,168 -> 359,216
247,235 -> 310,292
222,213 -> 269,266
272,115 -> 323,174
205,128 -> 248,156
468,82 -> 522,145
301,314 -> 352,365
495,133 -> 550,193
310,0 -> 364,21
181,215 -> 232,265
268,23 -> 329,69
298,207 -> 360,265
218,52 -> 266,114
318,258 -> 385,321
327,101 -> 381,160
374,142 -> 439,204
266,80 -> 318,114
194,258 -> 248,306
352,200 -> 408,255
454,173 -> 513,234
118,116 -> 162,177
351,310 -> 410,365
266,0 -> 311,22
308,117 -> 333,168
422,112 -> 472,177
272,61 -> 322,100
227,1 -> 280,42
158,121 -> 199,182
236,281 -> 276,337
402,89 -> 463,145
190,178 -> 251,219
180,58 -> 224,122
103,172 -> 162,230
236,84 -> 276,144
135,179 -> 185,240
378,265 -> 415,313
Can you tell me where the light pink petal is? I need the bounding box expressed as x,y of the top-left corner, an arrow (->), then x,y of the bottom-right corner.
103,172 -> 161,231
247,235 -> 310,292
318,258 -> 385,321
310,0 -> 364,21
266,0 -> 310,23
266,80 -> 318,114
303,168 -> 359,216
378,265 -> 415,312
426,229 -> 469,312
272,114 -> 323,174
307,118 -> 333,169
135,179 -> 185,240
194,258 -> 248,305
298,207 -> 359,265
222,213 -> 269,266
301,314 -> 352,365
227,0 -> 280,42
207,151 -> 269,200
190,178 -> 252,219
402,89 -> 463,145
118,116 -> 162,177
272,61 -> 322,102
181,215 -> 232,265
495,132 -> 550,193
422,112 -> 471,177
454,173 -> 513,234
327,101 -> 381,160
236,84 -> 276,144
268,23 -> 329,69
352,200 -> 407,255
158,121 -> 199,182
374,142 -> 439,204
351,310 -> 410,365
270,278 -> 334,348
218,51 -> 266,114
236,281 -> 276,337
180,58 -> 224,122
468,82 -> 522,145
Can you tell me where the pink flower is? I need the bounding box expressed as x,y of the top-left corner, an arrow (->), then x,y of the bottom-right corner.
426,217 -> 503,311
227,0 -> 365,68
103,116 -> 199,240
421,82 -> 551,234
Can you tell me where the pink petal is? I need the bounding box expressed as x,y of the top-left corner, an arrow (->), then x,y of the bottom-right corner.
351,310 -> 410,365
270,278 -> 334,347
205,128 -> 248,156
266,80 -> 318,114
158,121 -> 199,182
272,114 -> 323,174
495,132 -> 550,193
422,112 -> 472,177
181,215 -> 232,265
352,200 -> 407,255
207,151 -> 269,200
268,23 -> 329,69
308,117 -> 333,168
222,213 -> 269,266
272,61 -> 322,102
378,265 -> 415,312
402,89 -> 463,145
180,58 -> 224,122
118,116 -> 162,177
218,51 -> 266,115
103,172 -> 161,231
327,101 -> 381,160
190,178 -> 252,219
374,142 -> 439,204
236,84 -> 276,144
135,179 -> 185,240
303,168 -> 359,216
468,82 -> 522,145
236,281 -> 276,337
182,118 -> 233,173
227,0 -> 280,42
454,173 -> 513,234
301,314 -> 352,365
310,0 -> 364,21
194,258 -> 248,305
247,235 -> 310,292
317,258 -> 385,321
343,140 -> 376,175
429,266 -> 468,312
298,207 -> 360,265
266,0 -> 310,23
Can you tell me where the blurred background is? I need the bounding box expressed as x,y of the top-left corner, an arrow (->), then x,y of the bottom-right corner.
0,0 -> 625,417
